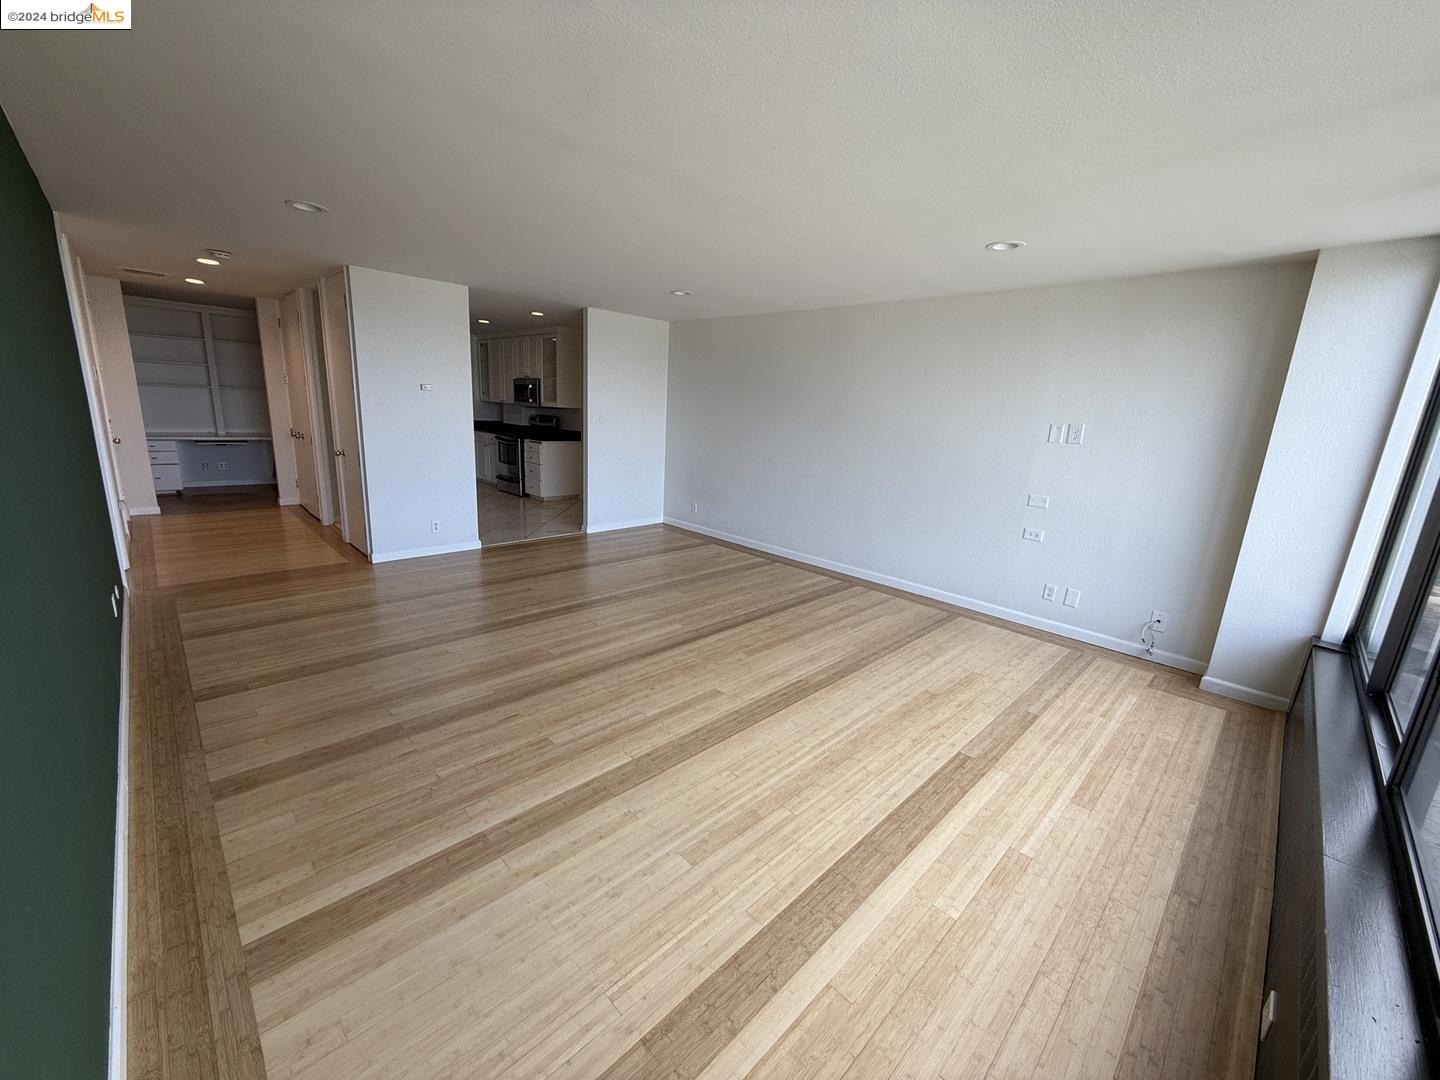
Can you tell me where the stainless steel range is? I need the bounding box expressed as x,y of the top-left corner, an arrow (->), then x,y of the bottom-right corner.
494,435 -> 524,495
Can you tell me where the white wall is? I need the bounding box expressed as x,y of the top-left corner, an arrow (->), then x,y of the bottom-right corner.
255,296 -> 299,505
83,273 -> 157,516
346,266 -> 479,561
585,308 -> 668,532
1204,237 -> 1440,706
664,263 -> 1314,669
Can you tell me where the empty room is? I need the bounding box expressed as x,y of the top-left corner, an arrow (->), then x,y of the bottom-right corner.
4,3 -> 1440,1079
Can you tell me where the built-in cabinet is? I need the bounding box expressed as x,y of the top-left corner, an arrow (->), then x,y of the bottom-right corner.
473,328 -> 581,408
148,439 -> 180,493
126,296 -> 271,437
523,439 -> 582,499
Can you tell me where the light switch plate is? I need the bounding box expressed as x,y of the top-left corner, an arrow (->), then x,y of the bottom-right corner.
1022,528 -> 1044,542
1047,424 -> 1064,444
1063,587 -> 1082,608
1027,494 -> 1049,509
1042,583 -> 1057,601
420,383 -> 434,391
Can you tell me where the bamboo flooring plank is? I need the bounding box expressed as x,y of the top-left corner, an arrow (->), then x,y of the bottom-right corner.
123,510 -> 1284,1080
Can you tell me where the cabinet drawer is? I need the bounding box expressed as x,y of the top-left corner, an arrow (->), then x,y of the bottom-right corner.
151,463 -> 182,491
148,449 -> 179,465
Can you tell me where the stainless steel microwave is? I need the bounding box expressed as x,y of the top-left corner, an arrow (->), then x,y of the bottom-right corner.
513,377 -> 540,406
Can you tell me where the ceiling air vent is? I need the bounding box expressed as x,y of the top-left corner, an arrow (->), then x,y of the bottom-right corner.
115,266 -> 167,278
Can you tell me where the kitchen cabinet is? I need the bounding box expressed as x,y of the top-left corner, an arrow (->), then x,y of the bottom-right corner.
472,338 -> 491,411
523,439 -> 582,499
541,330 -> 582,408
475,432 -> 497,483
475,328 -> 580,406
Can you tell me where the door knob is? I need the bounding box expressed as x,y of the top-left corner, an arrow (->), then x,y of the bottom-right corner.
335,449 -> 346,457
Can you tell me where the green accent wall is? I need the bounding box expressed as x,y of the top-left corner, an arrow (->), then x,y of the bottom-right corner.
0,110 -> 124,1079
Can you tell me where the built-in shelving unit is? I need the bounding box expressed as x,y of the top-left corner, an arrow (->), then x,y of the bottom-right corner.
126,296 -> 271,437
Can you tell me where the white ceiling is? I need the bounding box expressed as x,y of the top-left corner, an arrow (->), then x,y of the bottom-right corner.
2,1 -> 1438,322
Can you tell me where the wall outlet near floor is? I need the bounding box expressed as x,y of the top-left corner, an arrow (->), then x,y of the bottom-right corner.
1042,583 -> 1057,601
690,501 -> 699,515
1022,527 -> 1044,542
1063,587 -> 1082,608
1150,609 -> 1169,633
430,520 -> 440,534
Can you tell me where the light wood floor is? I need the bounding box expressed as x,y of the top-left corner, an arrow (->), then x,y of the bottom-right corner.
126,507 -> 1281,1080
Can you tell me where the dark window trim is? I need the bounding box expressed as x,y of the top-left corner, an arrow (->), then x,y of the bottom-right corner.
1353,361 -> 1440,741
1352,650 -> 1440,1049
1344,349 -> 1440,1062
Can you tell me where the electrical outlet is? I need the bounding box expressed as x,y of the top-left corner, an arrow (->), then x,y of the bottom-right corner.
1027,494 -> 1049,509
1150,609 -> 1170,633
690,501 -> 699,515
1063,587 -> 1082,608
430,520 -> 441,534
1046,424 -> 1064,444
1042,583 -> 1057,601
1065,423 -> 1085,445
1022,527 -> 1044,542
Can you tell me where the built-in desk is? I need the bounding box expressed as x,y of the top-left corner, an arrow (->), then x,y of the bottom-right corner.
146,436 -> 274,494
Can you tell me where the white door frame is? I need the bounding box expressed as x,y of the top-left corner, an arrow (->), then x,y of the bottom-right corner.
318,269 -> 370,555
56,226 -> 129,578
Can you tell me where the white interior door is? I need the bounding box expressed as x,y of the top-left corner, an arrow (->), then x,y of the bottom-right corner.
318,269 -> 369,555
279,292 -> 322,520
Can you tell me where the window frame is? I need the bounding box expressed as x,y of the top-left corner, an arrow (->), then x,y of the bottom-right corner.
1354,372 -> 1440,744
1348,360 -> 1440,1045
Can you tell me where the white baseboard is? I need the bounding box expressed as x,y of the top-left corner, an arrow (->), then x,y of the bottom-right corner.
1197,675 -> 1292,711
663,517 -> 1208,675
369,538 -> 482,564
587,515 -> 664,535
128,504 -> 161,517
108,600 -> 130,1080
278,496 -> 301,506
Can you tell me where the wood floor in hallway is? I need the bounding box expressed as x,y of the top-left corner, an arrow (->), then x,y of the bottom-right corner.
126,507 -> 1281,1080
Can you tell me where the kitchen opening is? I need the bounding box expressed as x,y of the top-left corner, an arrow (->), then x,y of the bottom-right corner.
470,294 -> 583,545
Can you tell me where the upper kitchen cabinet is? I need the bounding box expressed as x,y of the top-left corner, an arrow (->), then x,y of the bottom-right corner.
542,331 -> 582,408
474,328 -> 581,407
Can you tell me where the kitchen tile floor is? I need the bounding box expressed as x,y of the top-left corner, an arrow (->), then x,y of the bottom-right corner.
477,481 -> 583,546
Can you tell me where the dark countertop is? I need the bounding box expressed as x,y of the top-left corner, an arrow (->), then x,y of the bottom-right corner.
473,420 -> 582,442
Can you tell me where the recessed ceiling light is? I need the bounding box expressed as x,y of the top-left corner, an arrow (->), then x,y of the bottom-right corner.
285,199 -> 330,214
196,257 -> 221,266
530,311 -> 545,317
475,318 -> 490,325
670,290 -> 693,296
184,277 -> 205,285
985,241 -> 1025,252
